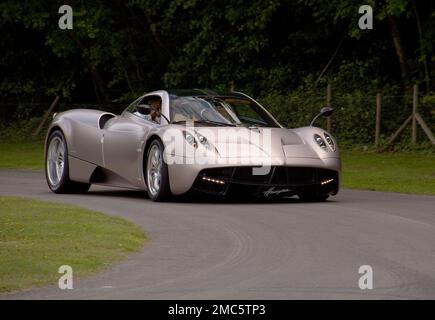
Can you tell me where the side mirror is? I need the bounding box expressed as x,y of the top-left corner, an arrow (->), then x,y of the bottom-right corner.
319,107 -> 334,118
310,106 -> 334,127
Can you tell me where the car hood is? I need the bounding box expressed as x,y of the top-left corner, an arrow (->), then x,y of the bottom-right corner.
192,127 -> 320,159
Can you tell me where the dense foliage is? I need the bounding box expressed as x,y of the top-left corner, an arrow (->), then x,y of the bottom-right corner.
0,0 -> 434,143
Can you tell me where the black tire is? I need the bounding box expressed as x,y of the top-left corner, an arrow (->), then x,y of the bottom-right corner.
298,193 -> 329,202
145,139 -> 172,202
45,130 -> 91,194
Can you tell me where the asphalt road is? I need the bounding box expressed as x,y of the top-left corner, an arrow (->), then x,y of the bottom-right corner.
1,169 -> 435,299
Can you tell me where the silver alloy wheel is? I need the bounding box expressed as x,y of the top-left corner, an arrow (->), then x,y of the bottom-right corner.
147,144 -> 162,196
47,136 -> 65,187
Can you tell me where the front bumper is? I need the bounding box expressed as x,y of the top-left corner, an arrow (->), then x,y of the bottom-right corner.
191,166 -> 339,197
167,156 -> 341,196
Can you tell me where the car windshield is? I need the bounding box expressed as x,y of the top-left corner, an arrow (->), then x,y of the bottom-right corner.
170,96 -> 279,127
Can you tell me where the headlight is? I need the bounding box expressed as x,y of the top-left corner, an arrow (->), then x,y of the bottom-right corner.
183,131 -> 215,151
314,134 -> 327,150
196,133 -> 211,150
323,133 -> 335,151
183,131 -> 197,148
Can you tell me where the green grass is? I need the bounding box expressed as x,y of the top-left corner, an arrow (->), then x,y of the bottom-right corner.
0,142 -> 433,195
0,196 -> 146,293
341,150 -> 435,195
0,142 -> 44,169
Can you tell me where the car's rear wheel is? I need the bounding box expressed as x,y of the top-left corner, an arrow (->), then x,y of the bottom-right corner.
145,139 -> 171,201
45,130 -> 91,194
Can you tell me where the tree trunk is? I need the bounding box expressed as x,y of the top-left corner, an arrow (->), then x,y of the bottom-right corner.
388,16 -> 410,89
65,31 -> 110,102
412,0 -> 431,93
91,68 -> 110,102
91,72 -> 101,103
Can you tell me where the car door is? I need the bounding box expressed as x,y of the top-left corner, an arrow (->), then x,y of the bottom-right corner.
102,95 -> 167,187
102,95 -> 161,187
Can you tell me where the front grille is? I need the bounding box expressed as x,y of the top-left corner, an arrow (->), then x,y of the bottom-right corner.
232,166 -> 270,184
192,166 -> 338,196
229,166 -> 319,186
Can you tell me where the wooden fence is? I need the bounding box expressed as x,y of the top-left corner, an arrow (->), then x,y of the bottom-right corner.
324,84 -> 434,147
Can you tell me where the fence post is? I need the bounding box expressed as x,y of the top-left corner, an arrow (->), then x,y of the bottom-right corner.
326,84 -> 331,132
412,84 -> 418,144
375,93 -> 381,147
385,82 -> 434,146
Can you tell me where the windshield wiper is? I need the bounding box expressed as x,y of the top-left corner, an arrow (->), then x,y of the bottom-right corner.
172,119 -> 237,127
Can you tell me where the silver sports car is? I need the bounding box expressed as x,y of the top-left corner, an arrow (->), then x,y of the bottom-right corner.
45,89 -> 340,202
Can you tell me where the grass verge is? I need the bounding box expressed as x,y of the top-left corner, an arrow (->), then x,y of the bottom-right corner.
0,142 -> 44,169
341,150 -> 435,195
0,196 -> 146,293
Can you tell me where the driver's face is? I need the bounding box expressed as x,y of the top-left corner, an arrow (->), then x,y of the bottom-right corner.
149,100 -> 161,122
150,100 -> 161,111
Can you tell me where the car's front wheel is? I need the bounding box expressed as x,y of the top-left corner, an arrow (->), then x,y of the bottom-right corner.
45,130 -> 91,194
145,139 -> 171,201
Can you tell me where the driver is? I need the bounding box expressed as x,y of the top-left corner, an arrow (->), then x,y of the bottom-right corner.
146,98 -> 161,124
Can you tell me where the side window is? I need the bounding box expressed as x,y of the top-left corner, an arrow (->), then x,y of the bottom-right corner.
129,95 -> 162,124
126,96 -> 142,113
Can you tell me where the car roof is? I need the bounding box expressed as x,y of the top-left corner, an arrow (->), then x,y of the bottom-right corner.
166,89 -> 247,99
